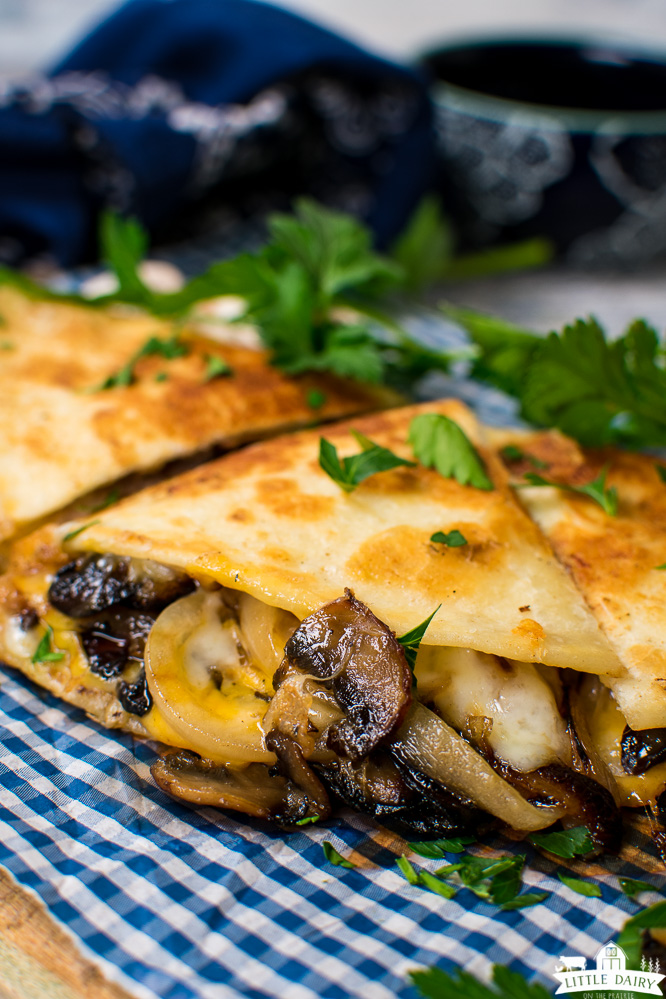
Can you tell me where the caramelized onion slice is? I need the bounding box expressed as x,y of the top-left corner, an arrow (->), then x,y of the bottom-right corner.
145,590 -> 274,765
393,703 -> 565,832
152,750 -> 286,817
498,763 -> 622,854
568,676 -> 622,806
283,589 -> 412,760
237,593 -> 299,676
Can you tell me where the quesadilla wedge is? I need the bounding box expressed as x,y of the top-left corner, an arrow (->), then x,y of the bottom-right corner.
0,399 -> 634,850
0,284 -> 388,552
490,427 -> 666,820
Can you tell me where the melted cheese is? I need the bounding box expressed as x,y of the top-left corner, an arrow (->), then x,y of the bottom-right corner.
416,646 -> 571,771
144,589 -> 275,764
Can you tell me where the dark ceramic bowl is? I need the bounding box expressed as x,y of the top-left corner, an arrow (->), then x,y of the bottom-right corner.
422,37 -> 666,266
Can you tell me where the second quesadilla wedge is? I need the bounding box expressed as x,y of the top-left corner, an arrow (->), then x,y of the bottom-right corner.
0,283 -> 388,553
0,400 -> 628,850
491,426 -> 666,819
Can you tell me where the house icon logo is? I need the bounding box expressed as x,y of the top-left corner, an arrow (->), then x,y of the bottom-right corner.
552,940 -> 664,994
596,943 -> 627,972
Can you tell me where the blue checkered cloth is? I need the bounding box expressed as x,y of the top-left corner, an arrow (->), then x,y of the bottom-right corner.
0,670 -> 659,999
0,313 -> 661,999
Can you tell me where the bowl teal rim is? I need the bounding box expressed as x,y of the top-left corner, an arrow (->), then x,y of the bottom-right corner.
426,34 -> 666,134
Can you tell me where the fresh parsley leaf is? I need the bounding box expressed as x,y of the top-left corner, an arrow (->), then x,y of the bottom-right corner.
63,520 -> 100,542
0,340 -> 14,350
318,435 -> 415,493
409,413 -> 493,490
409,963 -> 553,999
408,836 -> 476,858
100,211 -> 152,306
499,445 -> 548,469
490,858 -> 525,906
322,841 -> 356,869
656,464 -> 666,484
203,354 -> 232,381
282,323 -> 388,383
396,855 -> 421,885
519,466 -> 618,516
31,626 -> 65,664
141,334 -> 189,361
389,196 -> 455,295
96,361 -> 134,391
616,900 -> 666,970
443,304 -> 541,398
492,965 -> 554,999
1,201 -> 462,392
656,564 -> 666,570
500,892 -> 550,911
268,197 -> 400,302
456,857 -> 518,901
89,489 -> 120,513
154,372 -> 169,383
93,333 -> 189,391
390,198 -> 551,294
350,429 -> 378,452
306,389 -> 327,409
192,200 -> 455,389
396,856 -> 457,898
295,815 -> 320,826
417,871 -> 457,900
430,529 -> 467,547
529,825 -> 594,859
443,238 -> 553,283
397,606 -> 441,673
522,317 -> 666,447
618,876 -> 654,899
433,855 -> 526,904
557,873 -> 602,897
453,307 -> 666,449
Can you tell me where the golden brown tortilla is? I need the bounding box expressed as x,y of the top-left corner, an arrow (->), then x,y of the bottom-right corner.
0,285 -> 388,544
489,426 -> 666,730
66,399 -> 620,673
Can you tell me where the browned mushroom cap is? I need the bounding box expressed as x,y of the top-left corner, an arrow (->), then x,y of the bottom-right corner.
621,726 -> 666,776
316,750 -> 492,840
281,589 -> 413,761
265,730 -> 331,822
151,750 -> 288,818
49,553 -> 194,617
151,745 -> 331,826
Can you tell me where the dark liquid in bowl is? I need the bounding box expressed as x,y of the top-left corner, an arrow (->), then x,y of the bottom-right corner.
423,40 -> 666,112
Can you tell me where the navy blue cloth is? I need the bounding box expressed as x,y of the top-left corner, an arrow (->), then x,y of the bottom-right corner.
0,0 -> 434,267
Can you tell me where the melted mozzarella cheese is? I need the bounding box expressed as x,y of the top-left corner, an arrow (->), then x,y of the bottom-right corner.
415,646 -> 571,771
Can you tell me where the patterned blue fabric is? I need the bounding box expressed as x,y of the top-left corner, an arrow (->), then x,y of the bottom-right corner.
0,0 -> 433,267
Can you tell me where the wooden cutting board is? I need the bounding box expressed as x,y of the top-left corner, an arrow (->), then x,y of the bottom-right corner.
0,867 -> 133,999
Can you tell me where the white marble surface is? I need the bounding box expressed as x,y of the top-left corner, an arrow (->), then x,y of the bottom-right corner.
444,268 -> 666,336
2,0 -> 666,73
